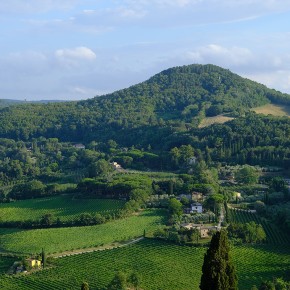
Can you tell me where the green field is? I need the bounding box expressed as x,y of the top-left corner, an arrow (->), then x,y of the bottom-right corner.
228,208 -> 290,244
0,195 -> 125,223
0,209 -> 166,254
0,239 -> 289,290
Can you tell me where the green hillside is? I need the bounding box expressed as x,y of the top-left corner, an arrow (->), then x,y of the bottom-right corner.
0,64 -> 289,143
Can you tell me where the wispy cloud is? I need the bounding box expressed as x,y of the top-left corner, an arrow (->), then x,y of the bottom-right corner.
0,0 -> 78,14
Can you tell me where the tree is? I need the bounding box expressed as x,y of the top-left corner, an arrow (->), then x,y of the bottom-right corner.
128,272 -> 141,289
40,213 -> 54,227
200,230 -> 238,290
41,248 -> 46,268
235,166 -> 259,184
88,159 -> 112,177
81,282 -> 90,290
168,198 -> 183,216
107,271 -> 127,290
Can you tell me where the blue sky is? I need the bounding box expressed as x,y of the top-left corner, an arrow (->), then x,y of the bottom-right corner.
1,0 -> 290,100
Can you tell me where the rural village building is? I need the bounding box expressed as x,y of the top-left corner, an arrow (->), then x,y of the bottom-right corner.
191,202 -> 203,213
181,223 -> 217,238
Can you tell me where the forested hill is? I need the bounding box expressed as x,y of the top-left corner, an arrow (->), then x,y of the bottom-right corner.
0,64 -> 289,143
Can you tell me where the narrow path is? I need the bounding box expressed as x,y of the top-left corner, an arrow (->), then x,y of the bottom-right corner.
51,236 -> 144,258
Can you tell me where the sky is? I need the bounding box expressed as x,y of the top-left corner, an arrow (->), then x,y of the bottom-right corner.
1,0 -> 290,101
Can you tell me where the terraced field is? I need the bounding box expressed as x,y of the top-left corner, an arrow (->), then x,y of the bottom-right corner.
0,209 -> 166,254
0,239 -> 289,290
0,195 -> 125,222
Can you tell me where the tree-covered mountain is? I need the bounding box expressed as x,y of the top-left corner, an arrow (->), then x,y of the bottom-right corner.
0,64 -> 289,144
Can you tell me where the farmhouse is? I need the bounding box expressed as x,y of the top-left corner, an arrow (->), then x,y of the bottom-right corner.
181,223 -> 217,238
111,161 -> 122,169
26,258 -> 41,268
191,192 -> 203,202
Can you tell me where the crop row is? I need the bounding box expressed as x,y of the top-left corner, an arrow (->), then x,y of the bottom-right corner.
0,209 -> 166,254
0,195 -> 125,222
0,239 -> 289,290
228,209 -> 290,244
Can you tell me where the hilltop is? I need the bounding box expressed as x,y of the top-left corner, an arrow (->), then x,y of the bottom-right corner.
0,64 -> 289,144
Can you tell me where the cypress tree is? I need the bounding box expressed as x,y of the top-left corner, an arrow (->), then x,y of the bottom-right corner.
200,230 -> 238,290
41,248 -> 46,269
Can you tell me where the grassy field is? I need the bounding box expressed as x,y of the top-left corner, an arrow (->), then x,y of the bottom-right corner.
0,209 -> 166,255
0,239 -> 289,290
252,103 -> 290,117
198,104 -> 290,128
0,195 -> 125,223
199,115 -> 234,128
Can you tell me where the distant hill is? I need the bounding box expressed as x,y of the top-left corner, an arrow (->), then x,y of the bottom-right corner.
0,99 -> 24,108
0,99 -> 70,108
0,64 -> 289,143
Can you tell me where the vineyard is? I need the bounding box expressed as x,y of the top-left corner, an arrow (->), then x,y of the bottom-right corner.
228,208 -> 290,244
0,209 -> 166,254
0,239 -> 289,290
0,195 -> 125,223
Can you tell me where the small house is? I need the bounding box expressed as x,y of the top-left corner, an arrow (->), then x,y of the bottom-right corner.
26,259 -> 41,268
73,143 -> 85,149
111,162 -> 122,169
188,156 -> 197,165
180,223 -> 217,238
190,202 -> 203,213
191,192 -> 203,202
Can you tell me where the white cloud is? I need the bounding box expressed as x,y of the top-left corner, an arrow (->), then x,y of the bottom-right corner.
186,44 -> 254,67
55,47 -> 97,68
0,0 -> 78,14
55,46 -> 96,61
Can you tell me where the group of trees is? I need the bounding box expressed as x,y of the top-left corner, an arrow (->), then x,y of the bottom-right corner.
227,222 -> 266,243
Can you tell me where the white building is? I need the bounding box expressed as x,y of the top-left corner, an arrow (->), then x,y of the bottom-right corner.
188,156 -> 197,165
112,162 -> 122,169
190,202 -> 203,213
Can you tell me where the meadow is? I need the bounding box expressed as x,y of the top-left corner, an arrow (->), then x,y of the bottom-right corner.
198,115 -> 234,128
252,103 -> 290,117
0,195 -> 125,223
0,239 -> 289,290
0,209 -> 166,255
198,103 -> 290,129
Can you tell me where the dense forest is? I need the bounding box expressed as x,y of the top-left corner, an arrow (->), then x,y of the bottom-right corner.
0,64 -> 290,190
0,64 -> 289,145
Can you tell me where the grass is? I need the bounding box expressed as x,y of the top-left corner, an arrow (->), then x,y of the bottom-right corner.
198,104 -> 290,128
0,239 -> 289,290
252,103 -> 290,117
199,115 -> 234,128
0,209 -> 167,255
0,195 -> 125,222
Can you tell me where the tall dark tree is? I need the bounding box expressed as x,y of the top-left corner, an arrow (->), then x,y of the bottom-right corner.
41,248 -> 46,269
200,230 -> 238,290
